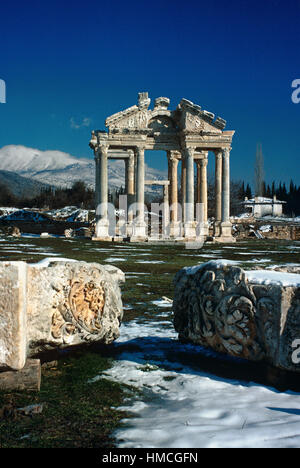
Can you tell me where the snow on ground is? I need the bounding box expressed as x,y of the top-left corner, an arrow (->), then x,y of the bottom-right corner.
0,207 -> 19,216
97,317 -> 300,448
32,257 -> 77,267
259,225 -> 272,232
46,206 -> 89,222
104,257 -> 126,262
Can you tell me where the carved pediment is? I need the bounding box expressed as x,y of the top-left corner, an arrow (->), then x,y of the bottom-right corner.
106,92 -> 151,131
106,107 -> 150,131
104,93 -> 227,135
178,98 -> 226,134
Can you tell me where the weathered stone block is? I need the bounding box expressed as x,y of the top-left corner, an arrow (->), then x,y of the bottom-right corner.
0,260 -> 125,371
0,262 -> 27,371
173,260 -> 300,373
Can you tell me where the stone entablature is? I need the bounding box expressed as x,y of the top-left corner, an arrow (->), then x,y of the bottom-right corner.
90,92 -> 235,242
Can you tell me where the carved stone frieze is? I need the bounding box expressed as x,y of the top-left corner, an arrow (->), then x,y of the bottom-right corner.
26,261 -> 125,353
173,261 -> 300,372
0,260 -> 125,371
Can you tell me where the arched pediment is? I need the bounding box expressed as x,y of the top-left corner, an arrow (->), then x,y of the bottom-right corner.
148,115 -> 177,133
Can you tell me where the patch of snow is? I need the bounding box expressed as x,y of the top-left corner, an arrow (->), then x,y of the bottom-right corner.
184,259 -> 240,275
31,257 -> 78,267
137,260 -> 165,264
233,212 -> 252,219
151,298 -> 173,308
104,257 -> 126,262
96,319 -> 300,448
246,270 -> 300,287
259,225 -> 272,232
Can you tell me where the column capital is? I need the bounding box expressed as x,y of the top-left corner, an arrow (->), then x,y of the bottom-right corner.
199,158 -> 208,167
168,150 -> 180,162
89,131 -> 98,151
222,147 -> 231,156
95,144 -> 109,158
184,147 -> 195,158
135,145 -> 146,154
214,148 -> 223,157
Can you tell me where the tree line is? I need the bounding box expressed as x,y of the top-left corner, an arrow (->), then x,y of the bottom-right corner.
0,181 -> 95,210
0,178 -> 299,216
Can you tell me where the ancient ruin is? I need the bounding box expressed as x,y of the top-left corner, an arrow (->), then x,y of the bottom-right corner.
173,260 -> 300,373
89,92 -> 235,242
0,260 -> 124,389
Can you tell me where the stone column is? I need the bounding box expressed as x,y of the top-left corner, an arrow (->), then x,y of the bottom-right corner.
184,147 -> 196,239
199,155 -> 208,223
162,183 -> 170,238
124,159 -> 128,195
197,152 -> 208,236
94,145 -> 111,240
181,157 -> 186,225
168,152 -> 180,238
214,149 -> 222,236
221,147 -> 232,239
94,149 -> 101,217
167,155 -> 172,204
127,150 -> 135,235
131,146 -> 147,240
196,160 -> 201,205
215,150 -> 222,220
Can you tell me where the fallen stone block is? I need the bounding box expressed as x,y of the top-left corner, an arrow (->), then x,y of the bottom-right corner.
0,260 -> 125,374
173,260 -> 300,373
26,260 -> 125,356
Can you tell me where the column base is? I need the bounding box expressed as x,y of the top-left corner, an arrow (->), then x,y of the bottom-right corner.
213,221 -> 221,237
130,221 -> 147,242
130,236 -> 148,243
183,221 -> 197,240
214,236 -> 236,243
116,221 -> 127,238
214,221 -> 235,243
126,222 -> 134,238
221,221 -> 232,237
196,221 -> 209,238
92,236 -> 113,242
94,219 -> 111,240
169,221 -> 181,238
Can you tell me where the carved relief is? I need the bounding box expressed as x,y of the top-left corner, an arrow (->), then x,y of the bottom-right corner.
51,275 -> 106,343
173,263 -> 279,361
185,113 -> 205,132
110,110 -> 149,130
69,280 -> 105,332
215,294 -> 260,358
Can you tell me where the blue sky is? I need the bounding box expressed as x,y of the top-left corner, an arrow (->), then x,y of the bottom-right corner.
0,0 -> 299,187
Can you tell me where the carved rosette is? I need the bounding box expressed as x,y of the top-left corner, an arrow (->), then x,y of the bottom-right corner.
51,278 -> 106,343
46,263 -> 124,347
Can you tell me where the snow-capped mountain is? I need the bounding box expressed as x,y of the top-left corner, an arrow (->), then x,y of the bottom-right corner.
0,145 -> 167,193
